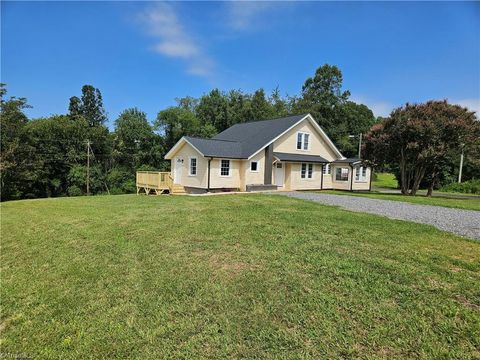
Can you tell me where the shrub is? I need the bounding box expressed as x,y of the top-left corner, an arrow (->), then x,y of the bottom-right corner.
441,179 -> 480,194
67,186 -> 83,197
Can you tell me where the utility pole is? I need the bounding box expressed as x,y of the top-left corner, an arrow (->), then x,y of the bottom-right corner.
358,133 -> 363,159
458,146 -> 464,183
86,139 -> 90,195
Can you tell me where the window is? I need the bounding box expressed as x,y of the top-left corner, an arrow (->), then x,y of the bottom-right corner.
355,166 -> 367,182
250,161 -> 258,172
322,164 -> 331,175
335,167 -> 349,181
189,157 -> 197,176
296,132 -> 310,150
297,133 -> 303,150
220,159 -> 230,176
301,163 -> 313,179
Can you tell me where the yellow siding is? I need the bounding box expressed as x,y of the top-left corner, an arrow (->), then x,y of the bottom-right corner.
322,174 -> 333,189
244,151 -> 265,186
273,121 -> 337,161
352,166 -> 371,191
170,142 -> 208,188
331,164 -> 352,190
209,159 -> 241,189
288,163 -> 323,190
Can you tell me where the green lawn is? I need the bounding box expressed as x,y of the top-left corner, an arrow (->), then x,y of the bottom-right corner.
320,190 -> 480,211
2,195 -> 479,358
372,172 -> 398,189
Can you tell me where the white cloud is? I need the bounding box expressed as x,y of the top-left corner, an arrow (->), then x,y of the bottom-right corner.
349,95 -> 394,118
225,1 -> 275,30
139,3 -> 213,77
450,98 -> 480,116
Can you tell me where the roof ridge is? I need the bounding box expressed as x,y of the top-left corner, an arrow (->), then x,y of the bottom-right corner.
227,113 -> 308,127
185,136 -> 240,144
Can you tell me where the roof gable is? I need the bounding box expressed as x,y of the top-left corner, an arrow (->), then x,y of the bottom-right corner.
213,114 -> 307,158
164,113 -> 344,160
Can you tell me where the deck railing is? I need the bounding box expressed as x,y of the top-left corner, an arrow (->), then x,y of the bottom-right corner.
136,171 -> 172,191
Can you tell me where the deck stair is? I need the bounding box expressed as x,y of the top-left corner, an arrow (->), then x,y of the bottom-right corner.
170,184 -> 186,195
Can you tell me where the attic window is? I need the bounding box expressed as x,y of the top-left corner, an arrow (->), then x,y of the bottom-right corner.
297,132 -> 310,150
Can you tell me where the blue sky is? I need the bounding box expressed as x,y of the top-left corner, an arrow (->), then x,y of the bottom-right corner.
2,1 -> 479,127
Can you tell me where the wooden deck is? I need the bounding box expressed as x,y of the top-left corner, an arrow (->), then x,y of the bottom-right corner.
136,171 -> 185,195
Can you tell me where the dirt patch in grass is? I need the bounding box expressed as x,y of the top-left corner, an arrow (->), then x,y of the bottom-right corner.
455,295 -> 480,310
192,250 -> 261,273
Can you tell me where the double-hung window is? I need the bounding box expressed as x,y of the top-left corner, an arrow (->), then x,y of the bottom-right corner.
322,164 -> 331,175
220,159 -> 230,176
189,157 -> 197,176
296,132 -> 310,150
301,163 -> 313,179
335,167 -> 349,181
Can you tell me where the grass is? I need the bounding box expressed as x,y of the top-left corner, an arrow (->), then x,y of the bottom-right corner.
372,172 -> 398,189
1,194 -> 479,358
320,190 -> 480,211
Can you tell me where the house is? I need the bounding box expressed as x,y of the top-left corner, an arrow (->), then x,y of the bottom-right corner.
162,113 -> 371,193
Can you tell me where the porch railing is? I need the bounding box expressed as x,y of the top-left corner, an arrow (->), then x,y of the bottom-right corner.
136,171 -> 172,190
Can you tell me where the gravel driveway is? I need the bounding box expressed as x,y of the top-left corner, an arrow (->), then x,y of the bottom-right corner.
276,192 -> 480,240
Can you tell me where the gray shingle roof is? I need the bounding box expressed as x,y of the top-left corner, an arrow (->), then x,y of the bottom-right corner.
212,114 -> 308,158
273,152 -> 328,163
332,158 -> 362,164
182,114 -> 308,159
184,136 -> 244,159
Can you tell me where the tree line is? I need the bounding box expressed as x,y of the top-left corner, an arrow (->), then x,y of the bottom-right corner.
1,64 -> 378,201
1,64 -> 478,201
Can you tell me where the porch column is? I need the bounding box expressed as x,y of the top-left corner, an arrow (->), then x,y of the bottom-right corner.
264,144 -> 273,185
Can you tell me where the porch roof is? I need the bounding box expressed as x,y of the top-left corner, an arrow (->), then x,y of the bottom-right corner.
332,158 -> 363,165
273,152 -> 329,163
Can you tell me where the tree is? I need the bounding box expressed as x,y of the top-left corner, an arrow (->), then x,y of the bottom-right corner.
294,64 -> 378,155
335,101 -> 377,157
196,89 -> 230,131
0,84 -> 31,200
364,100 -> 479,196
155,107 -> 201,150
114,108 -> 164,171
251,89 -> 273,120
297,64 -> 350,131
68,85 -> 107,127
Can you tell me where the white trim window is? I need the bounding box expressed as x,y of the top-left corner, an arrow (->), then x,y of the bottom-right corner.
322,164 -> 331,175
189,157 -> 197,176
335,167 -> 349,181
301,163 -> 313,179
296,132 -> 310,150
220,159 -> 230,177
355,166 -> 367,182
250,161 -> 258,172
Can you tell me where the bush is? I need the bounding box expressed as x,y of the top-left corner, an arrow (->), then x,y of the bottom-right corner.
106,167 -> 136,194
441,179 -> 480,194
67,186 -> 83,197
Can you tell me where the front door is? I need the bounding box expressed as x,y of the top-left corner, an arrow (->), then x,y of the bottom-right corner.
174,157 -> 183,184
275,162 -> 284,187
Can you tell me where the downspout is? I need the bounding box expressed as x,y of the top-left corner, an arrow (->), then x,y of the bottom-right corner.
350,165 -> 354,191
320,164 -> 324,190
207,157 -> 212,192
